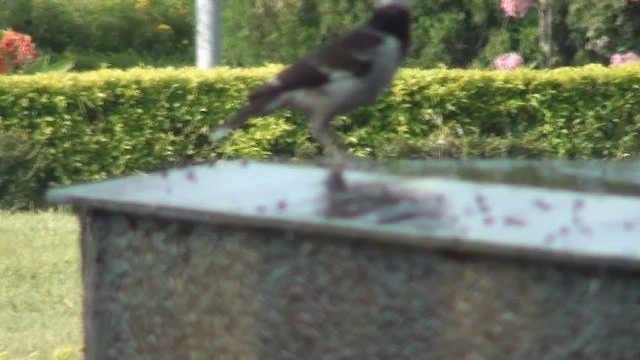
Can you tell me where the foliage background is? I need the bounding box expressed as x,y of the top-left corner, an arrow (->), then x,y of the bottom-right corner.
0,2 -> 639,359
0,0 -> 639,69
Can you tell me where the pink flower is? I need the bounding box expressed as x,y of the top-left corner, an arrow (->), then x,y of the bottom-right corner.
610,52 -> 640,66
494,52 -> 525,70
501,0 -> 532,18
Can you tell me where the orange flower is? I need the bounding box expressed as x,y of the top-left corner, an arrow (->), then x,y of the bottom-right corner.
156,23 -> 172,31
0,29 -> 20,49
0,28 -> 40,73
135,0 -> 150,10
178,8 -> 189,15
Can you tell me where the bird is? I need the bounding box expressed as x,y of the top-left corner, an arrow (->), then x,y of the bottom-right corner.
211,0 -> 411,166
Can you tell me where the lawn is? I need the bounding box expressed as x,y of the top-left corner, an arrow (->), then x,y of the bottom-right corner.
0,210 -> 82,360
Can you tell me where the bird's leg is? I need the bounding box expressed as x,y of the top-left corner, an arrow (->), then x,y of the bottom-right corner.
311,116 -> 347,169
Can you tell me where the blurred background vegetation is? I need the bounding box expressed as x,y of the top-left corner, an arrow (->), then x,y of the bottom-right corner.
0,0 -> 639,71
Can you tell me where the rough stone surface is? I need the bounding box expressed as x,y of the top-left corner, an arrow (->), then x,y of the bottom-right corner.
80,209 -> 640,360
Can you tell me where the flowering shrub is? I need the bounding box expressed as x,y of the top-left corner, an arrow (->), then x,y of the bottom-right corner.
133,0 -> 192,50
609,52 -> 640,66
0,28 -> 74,75
0,29 -> 40,73
494,52 -> 525,70
501,0 -> 532,18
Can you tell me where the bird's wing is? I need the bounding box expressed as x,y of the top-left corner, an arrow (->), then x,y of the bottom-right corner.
249,27 -> 385,105
248,60 -> 328,103
310,29 -> 383,77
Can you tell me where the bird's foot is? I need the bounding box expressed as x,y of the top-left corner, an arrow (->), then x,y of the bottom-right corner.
325,168 -> 348,192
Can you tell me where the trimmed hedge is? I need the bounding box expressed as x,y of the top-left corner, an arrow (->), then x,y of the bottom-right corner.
1,65 -> 640,208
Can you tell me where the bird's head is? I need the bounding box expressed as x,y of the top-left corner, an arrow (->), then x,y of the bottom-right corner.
375,0 -> 411,18
376,0 -> 411,10
371,0 -> 411,54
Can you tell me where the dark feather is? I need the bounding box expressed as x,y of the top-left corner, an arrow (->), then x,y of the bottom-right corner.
313,31 -> 381,76
273,60 -> 330,92
369,4 -> 411,54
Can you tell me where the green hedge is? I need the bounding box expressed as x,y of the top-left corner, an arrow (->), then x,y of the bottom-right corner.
1,65 -> 640,209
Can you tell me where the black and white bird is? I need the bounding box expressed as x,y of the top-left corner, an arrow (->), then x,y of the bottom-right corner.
211,0 -> 411,165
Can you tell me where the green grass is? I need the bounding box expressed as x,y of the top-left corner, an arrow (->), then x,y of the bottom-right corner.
0,210 -> 82,359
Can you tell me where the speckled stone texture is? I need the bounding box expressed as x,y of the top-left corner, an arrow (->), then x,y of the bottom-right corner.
80,209 -> 640,360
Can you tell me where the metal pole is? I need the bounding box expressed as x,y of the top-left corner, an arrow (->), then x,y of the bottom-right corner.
196,0 -> 222,68
538,0 -> 553,68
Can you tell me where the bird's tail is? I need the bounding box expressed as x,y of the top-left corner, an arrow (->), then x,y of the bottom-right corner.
210,105 -> 260,142
210,85 -> 284,142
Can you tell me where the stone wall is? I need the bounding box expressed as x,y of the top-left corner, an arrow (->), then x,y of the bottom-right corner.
80,209 -> 640,359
